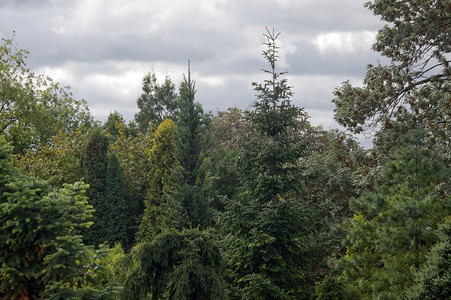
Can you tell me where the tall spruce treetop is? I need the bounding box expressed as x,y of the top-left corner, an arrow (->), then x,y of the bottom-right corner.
243,27 -> 306,204
223,29 -> 312,299
164,63 -> 212,229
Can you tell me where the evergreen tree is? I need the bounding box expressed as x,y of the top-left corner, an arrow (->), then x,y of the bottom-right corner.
105,153 -> 128,247
137,118 -> 177,242
83,128 -> 109,246
121,228 -> 226,300
339,129 -> 451,299
222,28 -> 312,299
163,65 -> 212,229
122,67 -> 226,299
407,218 -> 451,300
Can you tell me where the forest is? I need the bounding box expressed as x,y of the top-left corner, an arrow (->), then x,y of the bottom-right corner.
1,1 -> 450,299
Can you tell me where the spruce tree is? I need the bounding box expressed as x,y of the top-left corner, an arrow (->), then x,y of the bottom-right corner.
83,128 -> 109,246
164,65 -> 212,229
222,28 -> 312,299
105,153 -> 128,247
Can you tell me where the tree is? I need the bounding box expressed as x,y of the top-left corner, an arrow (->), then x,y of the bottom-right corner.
0,138 -> 92,298
0,138 -> 122,299
121,228 -> 226,300
0,34 -> 93,154
137,118 -> 177,242
222,28 -> 313,299
163,66 -> 212,230
407,218 -> 451,300
104,153 -> 128,247
83,128 -> 109,246
134,72 -> 179,133
104,111 -> 136,142
14,128 -> 88,188
109,122 -> 153,249
333,0 -> 450,152
339,129 -> 451,299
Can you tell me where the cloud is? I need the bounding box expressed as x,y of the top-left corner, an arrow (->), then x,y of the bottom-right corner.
1,0 -> 385,148
311,31 -> 377,56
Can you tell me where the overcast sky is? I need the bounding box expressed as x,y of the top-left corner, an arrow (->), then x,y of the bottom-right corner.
1,0 -> 386,147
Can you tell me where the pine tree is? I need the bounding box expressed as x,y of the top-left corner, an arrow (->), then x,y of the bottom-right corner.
407,218 -> 451,300
137,118 -> 177,242
340,129 -> 451,299
105,153 -> 128,247
83,128 -> 109,246
222,28 -> 312,299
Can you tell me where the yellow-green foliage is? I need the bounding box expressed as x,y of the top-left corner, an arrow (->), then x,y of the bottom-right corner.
137,119 -> 177,242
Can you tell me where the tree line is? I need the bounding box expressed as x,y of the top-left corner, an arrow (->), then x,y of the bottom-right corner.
1,1 -> 450,299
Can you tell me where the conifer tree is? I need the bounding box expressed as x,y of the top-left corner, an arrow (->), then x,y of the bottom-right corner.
407,218 -> 451,300
340,129 -> 451,299
164,65 -> 212,229
122,67 -> 226,299
105,153 -> 128,247
137,118 -> 177,242
83,128 -> 109,246
222,28 -> 312,299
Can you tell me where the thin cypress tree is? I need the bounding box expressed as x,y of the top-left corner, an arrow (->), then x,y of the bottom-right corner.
83,128 -> 109,246
105,153 -> 128,247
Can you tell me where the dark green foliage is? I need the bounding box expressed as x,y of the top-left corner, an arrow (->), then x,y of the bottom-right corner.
407,219 -> 451,300
83,128 -> 109,246
0,138 -> 95,298
134,72 -> 179,133
121,228 -> 227,300
105,153 -> 128,247
223,28 -> 312,298
163,67 -> 212,229
314,275 -> 345,300
339,129 -> 451,299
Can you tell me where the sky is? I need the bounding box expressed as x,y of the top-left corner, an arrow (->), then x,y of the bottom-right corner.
1,0 -> 386,147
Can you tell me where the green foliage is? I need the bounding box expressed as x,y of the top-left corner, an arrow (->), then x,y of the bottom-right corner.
314,275 -> 345,300
83,128 -> 109,246
339,129 -> 451,299
0,138 -> 95,298
407,218 -> 451,300
134,72 -> 179,133
105,153 -> 128,247
109,123 -> 153,249
15,128 -> 88,187
137,118 -> 177,242
333,0 -> 450,151
121,228 -> 227,300
0,34 -> 93,154
163,67 -> 212,229
223,28 -> 312,298
104,111 -> 136,142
